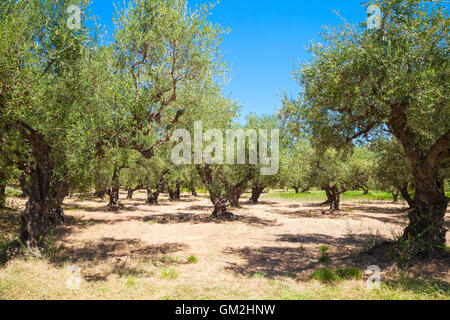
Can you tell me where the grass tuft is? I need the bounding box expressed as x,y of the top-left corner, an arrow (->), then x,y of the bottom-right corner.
311,269 -> 338,283
160,267 -> 179,280
187,255 -> 198,264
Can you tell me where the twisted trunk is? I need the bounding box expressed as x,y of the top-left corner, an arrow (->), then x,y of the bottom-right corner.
19,173 -> 29,198
126,183 -> 143,199
94,189 -> 107,199
0,180 -> 5,209
146,171 -> 168,205
249,186 -> 265,204
107,164 -> 121,211
197,165 -> 234,220
400,164 -> 448,257
168,182 -> 181,201
212,195 -> 232,219
229,186 -> 243,207
146,185 -> 160,205
392,190 -> 400,203
18,127 -> 68,249
191,187 -> 198,197
322,187 -> 333,206
400,183 -> 414,209
328,186 -> 346,211
389,106 -> 449,256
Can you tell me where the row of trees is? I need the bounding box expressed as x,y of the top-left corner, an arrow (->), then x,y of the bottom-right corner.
0,0 -> 448,259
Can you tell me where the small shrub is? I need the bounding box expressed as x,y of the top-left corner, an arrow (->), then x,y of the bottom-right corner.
187,255 -> 198,264
311,269 -> 338,283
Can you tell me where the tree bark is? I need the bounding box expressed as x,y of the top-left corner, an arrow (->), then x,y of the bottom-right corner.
212,195 -> 233,220
0,180 -> 6,209
229,187 -> 242,207
196,165 -> 234,220
127,188 -> 134,200
293,186 -> 300,194
322,186 -> 333,206
19,173 -> 29,198
400,183 -> 414,209
168,182 -> 181,201
126,184 -> 143,199
400,165 -> 448,257
249,186 -> 265,204
18,127 -> 68,249
146,187 -> 160,205
392,190 -> 400,203
191,187 -> 198,197
388,105 -> 449,256
107,164 -> 121,211
94,188 -> 107,199
329,186 -> 346,211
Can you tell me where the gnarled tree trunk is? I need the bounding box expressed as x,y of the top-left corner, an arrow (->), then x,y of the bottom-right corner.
392,190 -> 400,203
107,164 -> 121,211
322,186 -> 333,206
191,187 -> 198,197
168,182 -> 181,201
18,127 -> 68,249
229,187 -> 243,207
0,180 -> 6,209
328,186 -> 346,211
249,186 -> 265,204
19,173 -> 29,198
212,195 -> 232,219
400,183 -> 414,209
400,164 -> 448,257
126,183 -> 143,199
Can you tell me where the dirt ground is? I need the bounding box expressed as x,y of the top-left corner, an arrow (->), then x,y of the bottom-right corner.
1,192 -> 449,300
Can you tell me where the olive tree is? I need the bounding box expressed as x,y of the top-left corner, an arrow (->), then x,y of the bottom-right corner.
0,0 -> 109,248
293,0 -> 449,255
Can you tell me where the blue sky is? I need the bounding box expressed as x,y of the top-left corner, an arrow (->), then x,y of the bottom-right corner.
89,0 -> 369,121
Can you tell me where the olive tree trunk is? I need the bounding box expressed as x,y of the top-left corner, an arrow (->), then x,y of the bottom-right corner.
107,164 -> 121,211
18,128 -> 68,249
400,164 -> 448,256
392,190 -> 400,203
0,181 -> 6,209
249,186 -> 265,204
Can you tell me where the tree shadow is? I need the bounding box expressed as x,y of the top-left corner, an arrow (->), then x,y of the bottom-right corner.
223,246 -> 317,280
276,233 -> 391,248
51,237 -> 188,266
142,212 -> 281,227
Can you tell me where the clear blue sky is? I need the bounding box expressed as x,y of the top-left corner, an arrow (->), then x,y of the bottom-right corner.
89,0 -> 369,122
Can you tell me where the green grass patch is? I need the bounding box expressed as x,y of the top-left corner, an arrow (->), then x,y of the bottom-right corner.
160,267 -> 179,280
252,272 -> 265,279
336,267 -> 363,280
264,189 -> 396,202
187,255 -> 198,264
312,267 -> 363,284
311,269 -> 338,283
5,187 -> 22,198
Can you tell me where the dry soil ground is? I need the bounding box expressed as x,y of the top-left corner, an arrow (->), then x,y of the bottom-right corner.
0,192 -> 449,300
